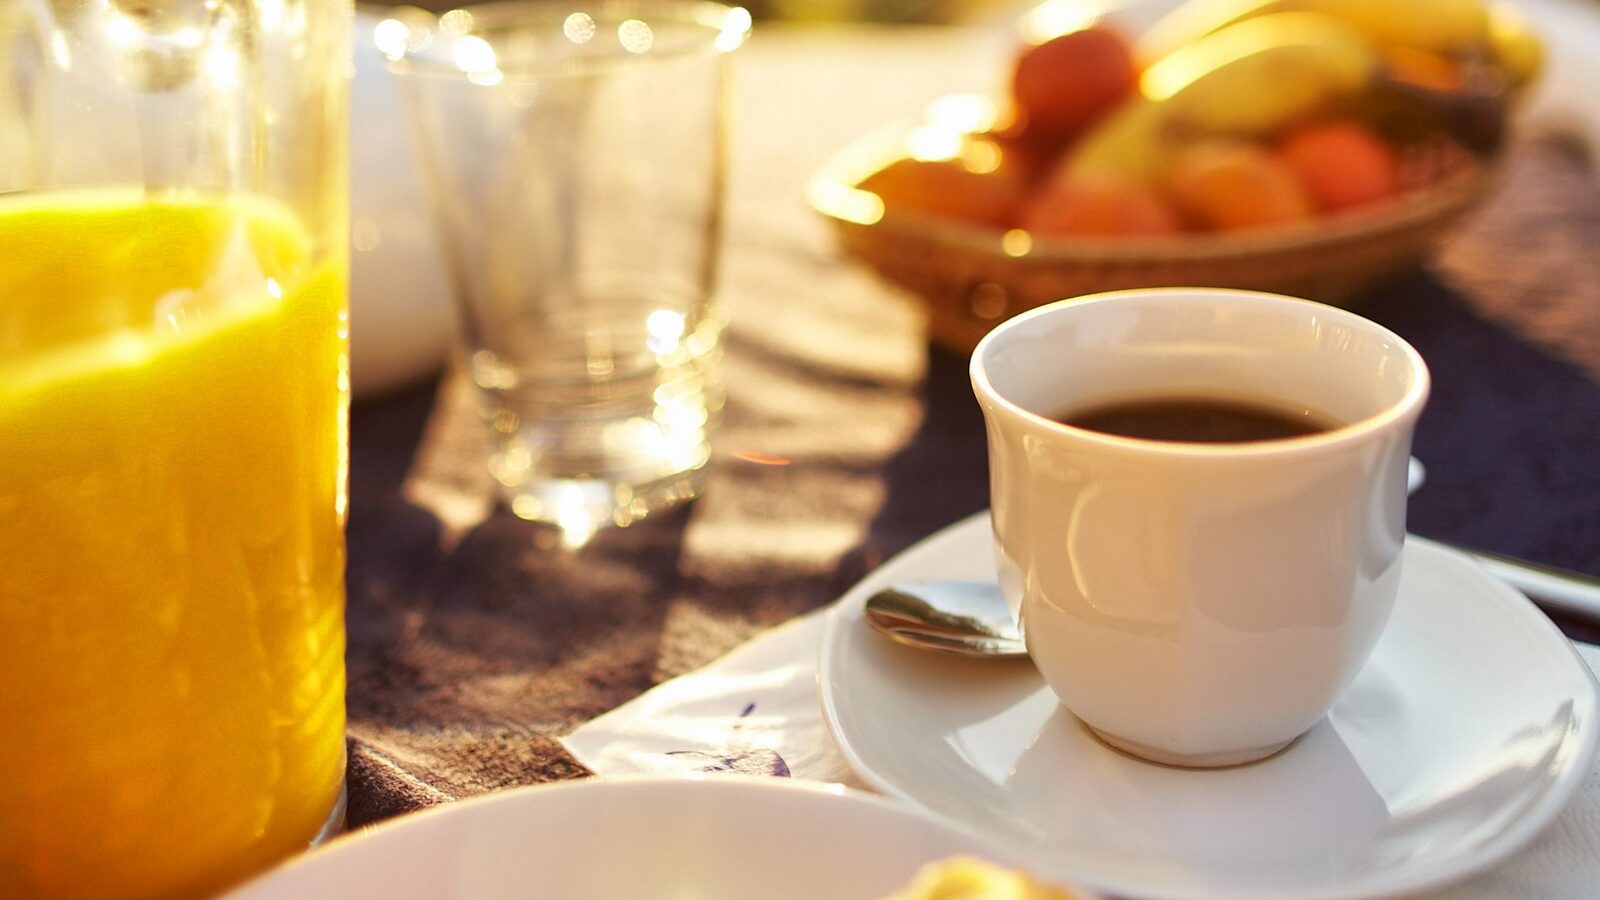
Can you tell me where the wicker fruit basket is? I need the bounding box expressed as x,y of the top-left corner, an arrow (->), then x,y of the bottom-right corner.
808,104 -> 1499,353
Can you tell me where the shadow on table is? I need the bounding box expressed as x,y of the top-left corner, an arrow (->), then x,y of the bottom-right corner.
838,341 -> 990,591
344,374 -> 693,717
342,378 -> 700,822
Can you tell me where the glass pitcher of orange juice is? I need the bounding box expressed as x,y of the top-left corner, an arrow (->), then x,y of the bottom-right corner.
0,1 -> 350,896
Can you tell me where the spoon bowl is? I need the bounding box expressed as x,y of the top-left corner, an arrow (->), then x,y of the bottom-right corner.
863,581 -> 1028,658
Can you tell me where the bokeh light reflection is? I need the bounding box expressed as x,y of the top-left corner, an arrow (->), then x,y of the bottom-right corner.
563,12 -> 596,44
618,18 -> 653,53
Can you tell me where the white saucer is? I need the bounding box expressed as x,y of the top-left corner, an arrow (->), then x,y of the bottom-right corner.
227,775 -> 1023,899
819,513 -> 1599,900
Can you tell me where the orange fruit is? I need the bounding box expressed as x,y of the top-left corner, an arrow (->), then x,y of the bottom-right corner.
1021,171 -> 1181,237
1009,26 -> 1139,146
1280,120 -> 1401,212
1166,141 -> 1314,231
860,135 -> 1029,228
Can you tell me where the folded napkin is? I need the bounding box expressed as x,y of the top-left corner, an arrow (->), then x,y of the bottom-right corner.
562,611 -> 1600,900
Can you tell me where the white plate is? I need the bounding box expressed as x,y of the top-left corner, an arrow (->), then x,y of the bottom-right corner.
819,513 -> 1600,900
226,774 -> 1028,899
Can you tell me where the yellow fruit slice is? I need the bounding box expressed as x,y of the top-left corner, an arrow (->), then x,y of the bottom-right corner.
1141,12 -> 1381,135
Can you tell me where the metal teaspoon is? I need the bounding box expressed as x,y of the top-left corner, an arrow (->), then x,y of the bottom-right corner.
862,581 -> 1027,658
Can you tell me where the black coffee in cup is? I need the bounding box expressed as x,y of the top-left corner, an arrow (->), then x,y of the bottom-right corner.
1056,396 -> 1339,443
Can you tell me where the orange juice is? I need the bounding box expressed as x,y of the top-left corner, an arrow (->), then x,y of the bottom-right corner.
0,190 -> 348,899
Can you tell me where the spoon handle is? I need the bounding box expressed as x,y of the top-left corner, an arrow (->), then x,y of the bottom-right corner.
1411,535 -> 1600,628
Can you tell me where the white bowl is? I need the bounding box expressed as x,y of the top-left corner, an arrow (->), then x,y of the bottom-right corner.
349,5 -> 455,398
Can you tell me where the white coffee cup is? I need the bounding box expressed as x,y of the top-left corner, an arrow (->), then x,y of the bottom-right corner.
971,289 -> 1429,767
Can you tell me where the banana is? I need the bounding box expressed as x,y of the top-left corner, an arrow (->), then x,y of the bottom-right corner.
1062,98 -> 1169,180
1063,13 -> 1378,180
1488,1 -> 1543,91
1136,0 -> 1492,64
1141,13 -> 1381,135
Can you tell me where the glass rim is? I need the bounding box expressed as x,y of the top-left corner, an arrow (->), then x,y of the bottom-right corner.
376,0 -> 751,82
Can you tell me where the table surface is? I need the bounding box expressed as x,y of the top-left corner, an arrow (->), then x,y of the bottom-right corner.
340,24 -> 1600,826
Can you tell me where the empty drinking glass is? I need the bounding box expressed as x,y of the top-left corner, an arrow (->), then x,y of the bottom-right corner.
385,0 -> 750,544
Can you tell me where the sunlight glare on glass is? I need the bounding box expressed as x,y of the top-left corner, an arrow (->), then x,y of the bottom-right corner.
256,0 -> 288,31
1020,0 -> 1103,44
716,6 -> 752,52
618,18 -> 654,53
105,14 -> 206,50
563,12 -> 597,43
654,402 -> 707,431
101,12 -> 136,48
555,490 -> 599,548
49,31 -> 71,68
452,34 -> 501,84
439,8 -> 474,35
645,309 -> 686,354
471,349 -> 518,390
453,34 -> 496,71
373,17 -> 411,61
203,43 -> 240,89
